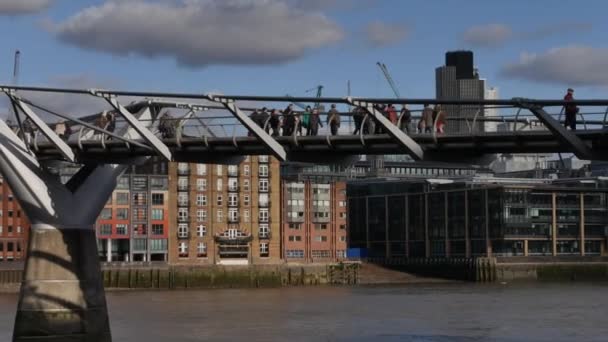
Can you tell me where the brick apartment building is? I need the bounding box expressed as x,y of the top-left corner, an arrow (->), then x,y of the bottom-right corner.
168,156 -> 281,265
96,173 -> 170,262
281,180 -> 348,262
0,178 -> 29,263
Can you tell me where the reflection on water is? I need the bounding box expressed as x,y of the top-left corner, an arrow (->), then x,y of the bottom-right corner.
1,283 -> 608,341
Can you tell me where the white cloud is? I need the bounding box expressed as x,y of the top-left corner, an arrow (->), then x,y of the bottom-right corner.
49,0 -> 344,67
500,46 -> 608,86
463,22 -> 592,48
462,24 -> 512,48
0,0 -> 53,15
364,21 -> 409,47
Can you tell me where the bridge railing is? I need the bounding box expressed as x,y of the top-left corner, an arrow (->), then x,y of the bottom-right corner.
1,85 -> 607,162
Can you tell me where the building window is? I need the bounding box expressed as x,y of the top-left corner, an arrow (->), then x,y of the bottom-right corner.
178,177 -> 189,191
197,210 -> 207,222
117,176 -> 130,189
339,224 -> 346,230
216,179 -> 223,191
152,224 -> 164,235
313,212 -> 330,219
197,225 -> 206,237
217,194 -> 223,206
339,236 -> 346,242
339,212 -> 347,219
336,250 -> 346,258
116,208 -> 129,220
177,162 -> 189,174
288,235 -> 302,242
228,209 -> 239,222
132,193 -> 147,206
151,209 -> 164,220
244,209 -> 250,223
150,239 -> 167,251
216,165 -> 223,176
259,164 -> 269,177
259,193 -> 269,207
314,236 -> 328,242
244,165 -> 250,176
178,193 -> 188,206
152,193 -> 164,205
259,179 -> 269,192
178,208 -> 188,222
116,192 -> 129,205
228,165 -> 238,176
315,224 -> 328,230
16,226 -> 22,234
178,242 -> 188,257
244,194 -> 250,206
217,209 -> 223,221
116,224 -> 128,235
178,224 -> 189,238
133,224 -> 147,236
228,178 -> 238,192
243,180 -> 250,192
259,209 -> 269,222
197,179 -> 207,191
312,250 -> 331,258
259,155 -> 269,163
197,242 -> 207,258
100,208 -> 112,220
286,250 -> 304,258
99,224 -> 112,236
260,242 -> 269,257
228,194 -> 238,206
7,226 -> 12,234
259,224 -> 269,238
289,223 -> 301,230
196,164 -> 207,176
197,195 -> 207,206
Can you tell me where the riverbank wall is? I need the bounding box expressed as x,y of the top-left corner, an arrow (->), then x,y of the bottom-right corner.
0,263 -> 360,291
359,257 -> 608,282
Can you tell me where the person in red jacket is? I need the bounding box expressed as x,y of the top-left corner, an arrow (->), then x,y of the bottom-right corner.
564,88 -> 579,130
386,104 -> 398,125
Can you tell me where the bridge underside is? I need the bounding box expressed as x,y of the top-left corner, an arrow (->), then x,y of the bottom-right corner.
32,130 -> 608,164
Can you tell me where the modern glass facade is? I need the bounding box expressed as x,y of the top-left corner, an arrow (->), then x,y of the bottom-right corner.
348,180 -> 608,259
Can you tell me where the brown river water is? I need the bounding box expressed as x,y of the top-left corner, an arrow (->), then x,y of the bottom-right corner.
1,283 -> 607,341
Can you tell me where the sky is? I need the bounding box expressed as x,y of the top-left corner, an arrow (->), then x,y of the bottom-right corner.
1,0 -> 608,105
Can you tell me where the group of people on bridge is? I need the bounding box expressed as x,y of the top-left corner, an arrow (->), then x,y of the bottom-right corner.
249,103 -> 448,137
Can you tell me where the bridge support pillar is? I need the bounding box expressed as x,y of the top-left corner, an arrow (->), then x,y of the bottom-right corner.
0,106 -> 155,341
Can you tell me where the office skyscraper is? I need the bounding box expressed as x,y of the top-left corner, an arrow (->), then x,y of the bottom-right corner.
436,51 -> 485,134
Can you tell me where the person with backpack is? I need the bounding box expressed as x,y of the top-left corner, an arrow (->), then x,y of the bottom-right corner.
327,104 -> 341,136
564,88 -> 579,130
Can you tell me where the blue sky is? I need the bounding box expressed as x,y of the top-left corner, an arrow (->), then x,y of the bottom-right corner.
1,0 -> 608,102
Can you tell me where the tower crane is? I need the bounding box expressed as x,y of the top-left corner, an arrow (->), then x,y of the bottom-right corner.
377,62 -> 400,99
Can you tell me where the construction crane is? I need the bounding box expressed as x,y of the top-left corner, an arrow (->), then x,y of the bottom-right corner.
13,50 -> 20,85
377,62 -> 400,99
286,85 -> 324,110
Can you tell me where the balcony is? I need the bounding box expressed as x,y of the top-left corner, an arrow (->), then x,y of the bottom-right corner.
178,201 -> 189,207
259,201 -> 269,208
177,232 -> 191,239
228,216 -> 240,223
258,171 -> 269,178
258,218 -> 270,223
228,201 -> 239,208
259,187 -> 270,193
228,186 -> 239,192
259,232 -> 271,239
177,169 -> 190,176
178,185 -> 190,192
177,217 -> 190,223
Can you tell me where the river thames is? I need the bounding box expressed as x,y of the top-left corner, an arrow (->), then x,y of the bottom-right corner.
1,283 -> 607,341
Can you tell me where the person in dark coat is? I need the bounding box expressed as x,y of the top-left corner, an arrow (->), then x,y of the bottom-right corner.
353,106 -> 364,135
282,104 -> 295,136
564,88 -> 579,130
308,108 -> 323,136
269,109 -> 281,136
327,104 -> 341,136
399,105 -> 411,134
